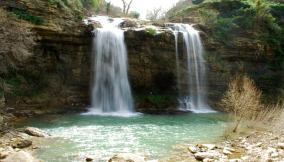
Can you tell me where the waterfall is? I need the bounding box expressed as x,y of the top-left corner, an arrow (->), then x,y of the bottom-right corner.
85,16 -> 134,116
168,24 -> 215,113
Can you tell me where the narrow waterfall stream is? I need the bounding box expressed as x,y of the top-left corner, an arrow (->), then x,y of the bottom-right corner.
86,16 -> 134,116
168,24 -> 215,113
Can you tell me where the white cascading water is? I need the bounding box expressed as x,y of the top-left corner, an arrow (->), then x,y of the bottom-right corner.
169,24 -> 215,113
85,16 -> 134,116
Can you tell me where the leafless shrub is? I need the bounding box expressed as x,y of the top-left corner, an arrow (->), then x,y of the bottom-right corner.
220,75 -> 283,132
146,7 -> 164,21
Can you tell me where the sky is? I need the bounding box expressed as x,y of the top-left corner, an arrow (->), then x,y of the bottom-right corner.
107,0 -> 181,19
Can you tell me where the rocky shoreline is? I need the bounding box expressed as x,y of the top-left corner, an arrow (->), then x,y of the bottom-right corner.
164,131 -> 284,162
0,127 -> 49,162
1,124 -> 284,162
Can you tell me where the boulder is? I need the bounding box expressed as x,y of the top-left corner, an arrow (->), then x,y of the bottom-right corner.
223,149 -> 232,155
194,151 -> 221,161
92,21 -> 102,28
0,151 -> 11,159
277,143 -> 284,149
108,153 -> 146,162
121,19 -> 139,28
86,155 -> 95,162
11,139 -> 32,149
199,144 -> 216,150
188,146 -> 199,153
24,127 -> 50,137
2,151 -> 39,162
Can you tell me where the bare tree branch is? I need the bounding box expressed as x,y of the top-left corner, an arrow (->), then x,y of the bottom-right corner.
121,0 -> 134,15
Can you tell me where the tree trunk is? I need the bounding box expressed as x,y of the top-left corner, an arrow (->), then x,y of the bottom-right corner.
233,118 -> 242,133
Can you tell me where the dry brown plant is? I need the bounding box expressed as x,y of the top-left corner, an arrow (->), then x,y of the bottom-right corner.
220,75 -> 283,132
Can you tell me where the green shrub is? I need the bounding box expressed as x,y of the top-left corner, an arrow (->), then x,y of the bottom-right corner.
129,11 -> 140,19
213,17 -> 238,41
12,9 -> 44,25
199,8 -> 218,25
145,28 -> 157,35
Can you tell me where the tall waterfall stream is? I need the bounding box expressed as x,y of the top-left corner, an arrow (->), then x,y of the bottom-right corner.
168,23 -> 215,113
85,16 -> 135,116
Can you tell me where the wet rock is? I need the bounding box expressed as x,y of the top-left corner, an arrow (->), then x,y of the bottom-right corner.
24,127 -> 50,137
92,21 -> 102,28
108,153 -> 146,162
194,151 -> 220,160
11,139 -> 32,149
86,155 -> 95,162
2,151 -> 39,162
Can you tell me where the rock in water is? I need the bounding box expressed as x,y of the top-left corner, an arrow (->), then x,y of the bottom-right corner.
2,151 -> 39,162
108,153 -> 146,162
24,127 -> 50,137
86,156 -> 94,162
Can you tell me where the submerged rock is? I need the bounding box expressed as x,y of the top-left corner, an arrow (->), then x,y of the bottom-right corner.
85,155 -> 95,162
24,127 -> 50,137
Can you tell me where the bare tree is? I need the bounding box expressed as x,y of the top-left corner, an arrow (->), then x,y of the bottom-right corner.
146,7 -> 163,21
121,0 -> 134,15
220,75 -> 284,132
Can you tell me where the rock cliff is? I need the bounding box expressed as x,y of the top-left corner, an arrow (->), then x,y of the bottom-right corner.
2,0 -> 283,115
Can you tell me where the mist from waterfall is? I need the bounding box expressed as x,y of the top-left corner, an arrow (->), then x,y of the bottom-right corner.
85,16 -> 135,116
169,24 -> 215,113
